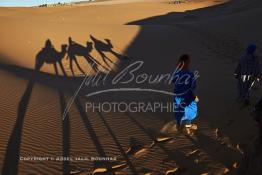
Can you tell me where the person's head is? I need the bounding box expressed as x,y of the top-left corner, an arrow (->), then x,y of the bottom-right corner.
178,54 -> 191,70
69,37 -> 72,44
45,39 -> 52,48
246,44 -> 257,55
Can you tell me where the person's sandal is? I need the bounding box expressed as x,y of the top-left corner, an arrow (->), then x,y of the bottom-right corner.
185,124 -> 192,128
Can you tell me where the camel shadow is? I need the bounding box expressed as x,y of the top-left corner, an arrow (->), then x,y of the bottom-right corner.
67,37 -> 109,76
0,36 -> 133,174
35,39 -> 68,76
1,41 -> 71,174
90,35 -> 129,69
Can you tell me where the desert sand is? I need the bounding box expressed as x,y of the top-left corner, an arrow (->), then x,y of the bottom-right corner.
0,0 -> 262,174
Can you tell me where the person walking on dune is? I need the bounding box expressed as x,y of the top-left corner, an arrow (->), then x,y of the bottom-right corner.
173,54 -> 199,131
235,44 -> 261,105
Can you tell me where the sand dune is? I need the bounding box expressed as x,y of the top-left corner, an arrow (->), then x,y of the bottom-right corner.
0,0 -> 262,174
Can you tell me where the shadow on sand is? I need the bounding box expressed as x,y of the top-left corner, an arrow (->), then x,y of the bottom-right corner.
1,78 -> 34,175
90,35 -> 129,69
1,4 -> 248,172
0,34 -> 131,174
67,37 -> 111,76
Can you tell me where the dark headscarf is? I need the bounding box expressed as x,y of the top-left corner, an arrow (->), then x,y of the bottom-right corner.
246,44 -> 257,55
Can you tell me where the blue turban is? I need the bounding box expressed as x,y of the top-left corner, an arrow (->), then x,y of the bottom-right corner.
246,44 -> 257,55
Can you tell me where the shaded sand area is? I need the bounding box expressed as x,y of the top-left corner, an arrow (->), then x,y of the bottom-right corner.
1,0 -> 262,174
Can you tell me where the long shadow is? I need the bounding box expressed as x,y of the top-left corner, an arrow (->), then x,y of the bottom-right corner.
53,63 -> 71,175
0,38 -> 121,174
36,40 -> 72,174
1,39 -> 71,175
90,35 -> 128,69
59,91 -> 71,175
67,37 -> 109,76
185,131 -> 241,169
96,111 -> 138,174
1,79 -> 34,175
74,97 -> 114,173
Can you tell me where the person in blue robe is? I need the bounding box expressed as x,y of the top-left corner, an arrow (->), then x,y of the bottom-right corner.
235,44 -> 261,104
173,54 -> 198,129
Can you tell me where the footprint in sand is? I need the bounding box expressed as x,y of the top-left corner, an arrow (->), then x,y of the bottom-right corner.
138,167 -> 153,175
156,137 -> 174,143
70,170 -> 85,175
125,137 -> 153,158
92,167 -> 107,174
126,138 -> 144,156
145,136 -> 174,150
232,162 -> 239,169
160,121 -> 178,134
125,136 -> 174,159
166,167 -> 179,175
126,143 -> 152,158
236,144 -> 244,154
186,149 -> 200,157
92,162 -> 127,175
223,168 -> 230,174
215,128 -> 222,140
134,147 -> 150,158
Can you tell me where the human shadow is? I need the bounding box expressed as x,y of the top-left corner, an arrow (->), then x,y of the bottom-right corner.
60,92 -> 71,175
36,39 -> 71,172
74,97 -> 112,171
96,112 -> 138,174
1,40 -> 71,174
183,131 -> 241,172
1,78 -> 34,175
53,64 -> 71,175
90,35 -> 128,69
1,46 -> 118,174
67,37 -> 105,76
35,39 -> 68,76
